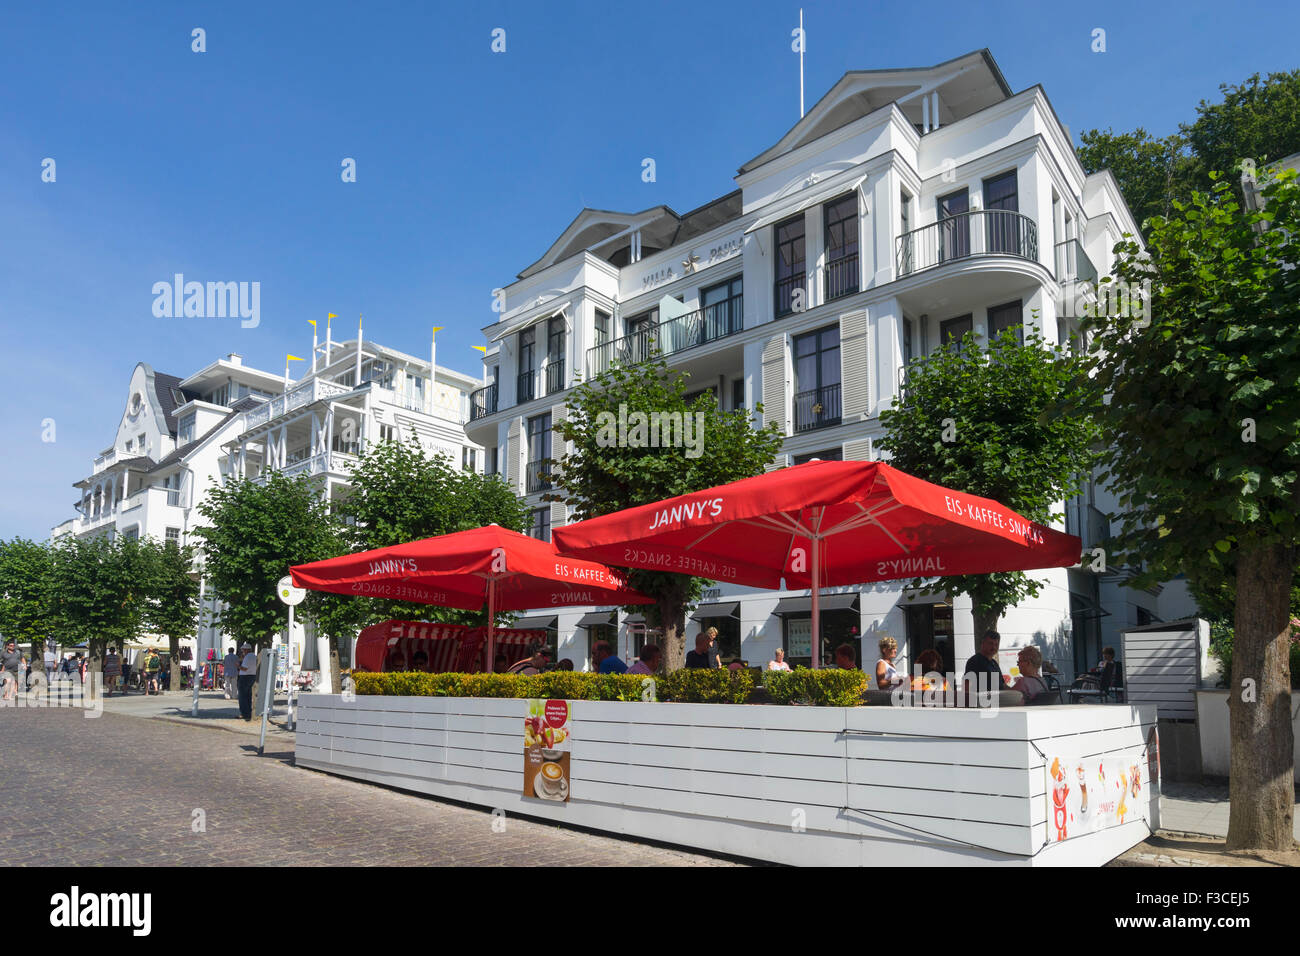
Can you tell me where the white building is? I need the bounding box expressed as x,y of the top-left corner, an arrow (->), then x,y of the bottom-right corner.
466,49 -> 1196,678
53,331 -> 484,669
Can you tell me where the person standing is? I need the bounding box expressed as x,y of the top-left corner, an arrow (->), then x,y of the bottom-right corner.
222,647 -> 239,700
1,639 -> 22,701
103,646 -> 121,697
237,643 -> 257,721
43,643 -> 56,683
142,648 -> 162,695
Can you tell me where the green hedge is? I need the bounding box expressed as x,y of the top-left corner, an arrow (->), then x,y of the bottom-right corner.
764,667 -> 868,707
657,667 -> 753,704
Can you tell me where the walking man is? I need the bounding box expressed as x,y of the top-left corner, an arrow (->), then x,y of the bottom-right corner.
142,648 -> 162,695
222,646 -> 239,700
237,643 -> 257,721
1,639 -> 22,701
103,646 -> 121,697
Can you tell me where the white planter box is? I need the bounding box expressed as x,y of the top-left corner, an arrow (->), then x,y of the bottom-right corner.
296,696 -> 1159,867
1195,689 -> 1300,782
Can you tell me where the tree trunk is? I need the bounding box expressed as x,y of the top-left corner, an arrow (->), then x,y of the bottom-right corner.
660,597 -> 688,672
168,635 -> 181,692
1226,539 -> 1296,851
330,636 -> 342,694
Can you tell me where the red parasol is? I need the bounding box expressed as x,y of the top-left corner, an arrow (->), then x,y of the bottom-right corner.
291,524 -> 654,668
552,460 -> 1081,667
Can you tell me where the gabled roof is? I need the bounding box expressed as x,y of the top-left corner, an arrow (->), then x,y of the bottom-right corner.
738,49 -> 1013,175
147,397 -> 261,473
152,371 -> 197,436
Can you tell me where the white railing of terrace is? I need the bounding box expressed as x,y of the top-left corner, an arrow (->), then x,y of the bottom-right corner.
244,378 -> 353,429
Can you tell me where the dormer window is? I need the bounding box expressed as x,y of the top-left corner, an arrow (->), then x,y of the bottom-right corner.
178,413 -> 196,445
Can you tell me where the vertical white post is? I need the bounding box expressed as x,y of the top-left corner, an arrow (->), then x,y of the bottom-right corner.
429,327 -> 438,414
286,603 -> 296,731
191,575 -> 205,717
355,316 -> 363,387
799,8 -> 805,118
932,92 -> 940,130
325,314 -> 333,367
311,323 -> 318,373
922,95 -> 930,133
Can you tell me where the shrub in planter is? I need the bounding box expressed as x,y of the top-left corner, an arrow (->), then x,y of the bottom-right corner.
764,667 -> 866,706
352,671 -> 649,701
657,667 -> 753,704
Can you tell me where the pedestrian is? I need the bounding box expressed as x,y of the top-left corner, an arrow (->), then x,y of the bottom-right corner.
222,646 -> 239,700
43,643 -> 56,683
142,648 -> 162,695
120,654 -> 133,694
1,639 -> 22,701
237,642 -> 257,721
103,646 -> 122,696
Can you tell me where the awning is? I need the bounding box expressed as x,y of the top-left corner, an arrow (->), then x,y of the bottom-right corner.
489,300 -> 573,343
511,615 -> 558,631
576,610 -> 614,629
772,593 -> 860,616
624,613 -> 645,625
744,174 -> 867,236
691,601 -> 740,621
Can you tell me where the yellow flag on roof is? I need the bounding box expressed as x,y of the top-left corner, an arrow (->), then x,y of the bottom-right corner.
472,346 -> 487,354
287,354 -> 304,362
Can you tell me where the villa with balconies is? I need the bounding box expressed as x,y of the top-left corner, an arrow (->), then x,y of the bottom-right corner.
466,49 -> 1197,677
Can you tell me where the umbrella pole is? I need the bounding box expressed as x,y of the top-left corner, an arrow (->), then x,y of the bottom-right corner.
486,577 -> 495,673
811,533 -> 821,670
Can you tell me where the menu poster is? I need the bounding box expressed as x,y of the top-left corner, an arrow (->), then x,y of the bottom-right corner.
1044,754 -> 1151,843
786,619 -> 811,659
524,699 -> 571,802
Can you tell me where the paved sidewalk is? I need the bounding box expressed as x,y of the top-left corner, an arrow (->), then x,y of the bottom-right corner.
1158,780 -> 1300,840
98,689 -> 298,740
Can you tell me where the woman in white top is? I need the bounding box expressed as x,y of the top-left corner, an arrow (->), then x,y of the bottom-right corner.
767,648 -> 790,671
1012,645 -> 1048,701
875,636 -> 902,690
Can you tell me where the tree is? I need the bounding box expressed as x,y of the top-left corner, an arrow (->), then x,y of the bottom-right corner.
1078,69 -> 1300,239
194,473 -> 348,653
142,539 -> 200,692
550,356 -> 783,670
877,328 -> 1100,640
0,538 -> 56,672
1081,170 -> 1300,851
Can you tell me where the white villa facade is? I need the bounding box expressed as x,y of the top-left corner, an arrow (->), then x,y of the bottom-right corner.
466,49 -> 1196,679
53,333 -> 484,667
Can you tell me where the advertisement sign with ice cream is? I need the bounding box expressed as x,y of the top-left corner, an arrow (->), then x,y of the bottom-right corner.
1044,753 -> 1153,843
524,699 -> 571,802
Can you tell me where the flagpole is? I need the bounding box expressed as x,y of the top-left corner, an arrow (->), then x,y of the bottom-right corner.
354,314 -> 363,387
429,326 -> 444,415
799,8 -> 805,118
310,320 -> 318,373
325,313 -> 334,366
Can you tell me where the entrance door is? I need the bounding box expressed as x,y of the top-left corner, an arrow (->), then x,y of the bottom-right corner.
937,188 -> 970,262
904,602 -> 956,674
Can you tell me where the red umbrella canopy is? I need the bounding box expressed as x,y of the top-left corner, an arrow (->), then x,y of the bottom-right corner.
551,460 -> 1082,588
290,524 -> 654,611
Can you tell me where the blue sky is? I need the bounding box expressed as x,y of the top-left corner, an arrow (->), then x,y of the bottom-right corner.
1,0 -> 1296,540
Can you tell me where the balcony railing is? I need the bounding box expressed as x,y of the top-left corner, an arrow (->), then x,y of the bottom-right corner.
525,459 -> 552,493
469,383 -> 497,421
517,370 -> 536,404
545,360 -> 566,396
824,252 -> 859,301
793,383 -> 842,432
896,210 -> 1039,277
1054,239 -> 1098,287
774,274 -> 804,318
244,378 -> 352,429
585,295 -> 743,378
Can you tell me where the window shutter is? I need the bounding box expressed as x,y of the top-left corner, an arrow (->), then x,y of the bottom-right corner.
765,453 -> 790,473
843,438 -> 872,461
839,309 -> 869,420
507,418 -> 521,492
550,498 -> 567,530
761,333 -> 788,435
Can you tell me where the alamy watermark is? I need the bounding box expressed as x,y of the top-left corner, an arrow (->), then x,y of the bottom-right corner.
595,404 -> 705,459
2,671 -> 104,717
1060,278 -> 1151,326
152,274 -> 260,328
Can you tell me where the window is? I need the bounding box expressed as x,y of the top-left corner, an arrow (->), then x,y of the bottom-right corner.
731,378 -> 745,411
123,528 -> 139,542
683,386 -> 719,407
487,445 -> 500,477
940,314 -> 973,350
793,326 -> 841,431
594,310 -> 609,347
903,318 -> 914,367
774,213 -> 806,317
937,188 -> 970,261
379,424 -> 397,443
624,309 -> 658,365
546,316 -> 566,394
987,300 -> 1024,344
166,527 -> 181,543
208,384 -> 230,407
900,190 -> 912,236
701,275 -> 743,340
518,327 -> 536,403
462,447 -> 477,472
823,194 -> 860,300
526,413 -> 551,492
792,448 -> 843,464
983,170 -> 1020,255
528,506 -> 551,542
177,413 -> 196,445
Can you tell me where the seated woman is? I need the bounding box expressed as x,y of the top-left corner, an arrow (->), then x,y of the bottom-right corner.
911,648 -> 943,689
1011,646 -> 1049,701
874,636 -> 902,689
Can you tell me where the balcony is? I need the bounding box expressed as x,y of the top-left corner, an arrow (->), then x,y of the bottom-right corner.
525,459 -> 552,493
774,274 -> 804,318
824,253 -> 859,301
793,383 -> 842,432
469,383 -> 498,421
896,210 -> 1039,278
256,450 -> 357,482
545,360 -> 566,396
244,378 -> 353,429
517,370 -> 536,404
585,295 -> 744,378
1054,239 -> 1098,287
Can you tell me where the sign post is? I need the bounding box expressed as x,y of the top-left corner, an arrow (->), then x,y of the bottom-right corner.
276,575 -> 306,731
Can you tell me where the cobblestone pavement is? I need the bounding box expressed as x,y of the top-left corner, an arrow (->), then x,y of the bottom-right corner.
0,708 -> 744,867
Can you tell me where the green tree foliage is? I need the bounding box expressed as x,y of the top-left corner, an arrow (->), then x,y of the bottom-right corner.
48,535 -> 153,681
1078,69 -> 1300,238
877,329 -> 1100,638
1081,171 -> 1300,851
551,356 -> 783,669
194,472 -> 348,651
0,537 -> 57,665
142,539 -> 200,691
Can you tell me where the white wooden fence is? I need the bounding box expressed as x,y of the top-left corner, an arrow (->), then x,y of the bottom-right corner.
296,695 -> 1159,867
1121,619 -> 1211,720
